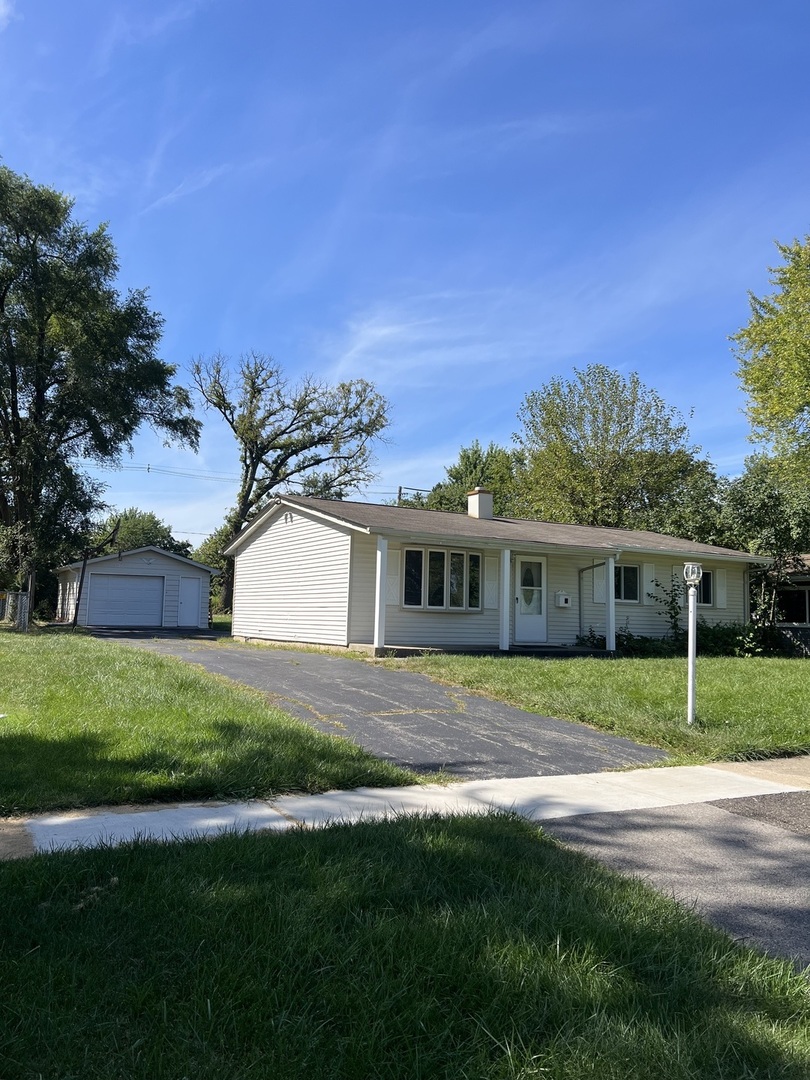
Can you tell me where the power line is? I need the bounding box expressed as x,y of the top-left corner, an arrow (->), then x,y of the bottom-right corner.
88,462 -> 432,499
90,462 -> 239,483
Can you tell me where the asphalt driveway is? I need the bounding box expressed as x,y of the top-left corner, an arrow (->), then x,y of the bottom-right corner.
96,634 -> 666,780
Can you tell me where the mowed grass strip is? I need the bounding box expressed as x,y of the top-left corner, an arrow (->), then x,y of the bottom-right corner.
0,634 -> 415,815
1,814 -> 808,1080
383,654 -> 810,763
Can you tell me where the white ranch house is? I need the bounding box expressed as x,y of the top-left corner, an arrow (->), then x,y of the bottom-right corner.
56,547 -> 218,629
225,489 -> 761,654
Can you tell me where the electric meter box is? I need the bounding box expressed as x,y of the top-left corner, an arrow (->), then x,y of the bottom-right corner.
555,591 -> 571,608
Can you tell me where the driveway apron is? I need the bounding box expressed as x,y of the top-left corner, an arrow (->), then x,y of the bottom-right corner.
99,635 -> 666,779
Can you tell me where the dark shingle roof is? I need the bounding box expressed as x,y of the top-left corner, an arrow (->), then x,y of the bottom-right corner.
228,493 -> 759,563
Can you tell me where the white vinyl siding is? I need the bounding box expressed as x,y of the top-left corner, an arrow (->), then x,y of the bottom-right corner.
579,559 -> 744,643
545,555 -> 580,645
347,533 -> 378,645
57,571 -> 79,621
232,508 -> 351,646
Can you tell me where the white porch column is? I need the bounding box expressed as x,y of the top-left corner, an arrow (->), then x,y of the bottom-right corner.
373,536 -> 388,654
499,548 -> 511,651
605,555 -> 616,652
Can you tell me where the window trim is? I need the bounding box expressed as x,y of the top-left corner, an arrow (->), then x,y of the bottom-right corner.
614,564 -> 640,604
776,585 -> 810,626
401,546 -> 483,612
697,570 -> 713,607
426,549 -> 446,610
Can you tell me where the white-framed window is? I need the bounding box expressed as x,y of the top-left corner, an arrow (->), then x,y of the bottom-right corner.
614,564 -> 640,602
697,571 -> 713,606
671,564 -> 726,610
403,548 -> 482,611
777,586 -> 810,625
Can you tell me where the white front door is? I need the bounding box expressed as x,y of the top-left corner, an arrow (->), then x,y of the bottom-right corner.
514,557 -> 547,643
179,576 -> 201,627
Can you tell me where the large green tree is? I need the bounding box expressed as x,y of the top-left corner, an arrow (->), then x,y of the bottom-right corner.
514,364 -> 718,534
400,440 -> 520,516
91,507 -> 192,559
192,522 -> 233,612
720,455 -> 810,621
733,236 -> 810,459
192,351 -> 389,609
0,166 -> 199,590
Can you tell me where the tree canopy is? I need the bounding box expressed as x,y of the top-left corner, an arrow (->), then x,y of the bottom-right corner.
192,522 -> 233,612
400,440 -> 520,516
192,351 -> 390,608
0,166 -> 199,587
91,508 -> 192,558
719,455 -> 810,620
733,236 -> 810,460
514,364 -> 717,534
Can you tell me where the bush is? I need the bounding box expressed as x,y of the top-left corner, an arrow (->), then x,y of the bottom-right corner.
576,621 -> 797,658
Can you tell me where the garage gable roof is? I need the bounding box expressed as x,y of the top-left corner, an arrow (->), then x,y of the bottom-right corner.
57,546 -> 219,575
225,494 -> 761,564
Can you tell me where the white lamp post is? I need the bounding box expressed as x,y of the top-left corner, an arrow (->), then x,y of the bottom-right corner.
683,562 -> 703,725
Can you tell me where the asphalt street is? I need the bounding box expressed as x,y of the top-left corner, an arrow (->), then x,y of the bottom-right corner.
543,790 -> 810,970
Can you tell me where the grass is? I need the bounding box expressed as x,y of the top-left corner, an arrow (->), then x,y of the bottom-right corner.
381,653 -> 810,764
0,633 -> 416,815
2,813 -> 808,1080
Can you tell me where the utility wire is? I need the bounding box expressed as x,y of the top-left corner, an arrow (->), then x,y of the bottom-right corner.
89,462 -> 432,498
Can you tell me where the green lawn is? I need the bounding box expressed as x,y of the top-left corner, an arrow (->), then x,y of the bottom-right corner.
382,653 -> 810,764
0,634 -> 416,815
3,638 -> 809,1077
2,814 -> 808,1080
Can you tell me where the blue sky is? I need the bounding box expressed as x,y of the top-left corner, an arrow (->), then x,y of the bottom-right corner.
2,1 -> 809,544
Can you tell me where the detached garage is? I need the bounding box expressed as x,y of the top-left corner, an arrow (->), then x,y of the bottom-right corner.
56,547 -> 218,629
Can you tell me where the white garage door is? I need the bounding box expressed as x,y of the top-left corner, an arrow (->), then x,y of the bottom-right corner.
87,574 -> 165,627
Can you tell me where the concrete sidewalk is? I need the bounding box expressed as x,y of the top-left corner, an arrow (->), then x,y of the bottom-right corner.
3,757 -> 809,966
2,758 -> 806,857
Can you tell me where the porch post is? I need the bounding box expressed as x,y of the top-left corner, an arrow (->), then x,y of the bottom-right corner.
499,548 -> 511,651
373,535 -> 388,654
605,555 -> 616,652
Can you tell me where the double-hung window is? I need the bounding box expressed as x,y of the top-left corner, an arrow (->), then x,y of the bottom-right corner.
403,548 -> 482,611
614,565 -> 640,602
696,571 -> 713,606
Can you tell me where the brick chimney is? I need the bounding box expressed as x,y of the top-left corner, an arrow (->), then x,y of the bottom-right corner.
467,487 -> 493,519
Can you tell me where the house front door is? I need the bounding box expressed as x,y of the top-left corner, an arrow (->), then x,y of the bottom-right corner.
514,557 -> 547,643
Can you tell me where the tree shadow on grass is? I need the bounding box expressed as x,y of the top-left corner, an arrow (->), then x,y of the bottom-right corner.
1,814 -> 807,1078
0,731 -> 187,815
0,718 -> 415,816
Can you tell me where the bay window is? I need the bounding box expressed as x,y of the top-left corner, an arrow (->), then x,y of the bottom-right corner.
403,548 -> 482,611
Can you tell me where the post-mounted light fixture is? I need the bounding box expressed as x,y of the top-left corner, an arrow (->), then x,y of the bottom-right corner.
683,563 -> 703,725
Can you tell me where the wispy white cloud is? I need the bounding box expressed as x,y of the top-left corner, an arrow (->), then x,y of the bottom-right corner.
313,155 -> 807,488
0,0 -> 14,32
94,0 -> 212,75
140,163 -> 234,213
